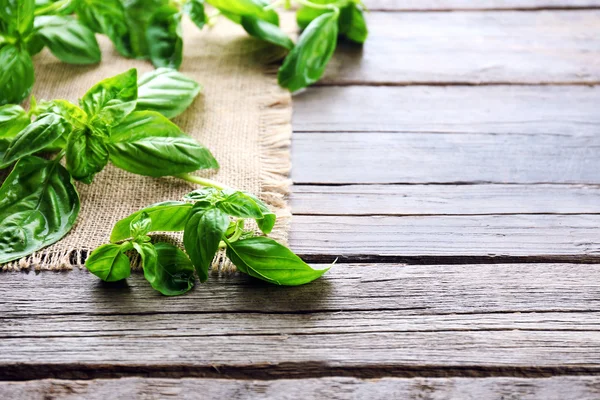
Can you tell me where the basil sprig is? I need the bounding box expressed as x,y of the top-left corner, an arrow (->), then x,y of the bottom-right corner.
0,68 -> 216,264
87,186 -> 329,295
87,212 -> 196,295
0,0 -> 101,105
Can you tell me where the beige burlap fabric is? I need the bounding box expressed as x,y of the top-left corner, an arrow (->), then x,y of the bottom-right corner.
2,17 -> 292,271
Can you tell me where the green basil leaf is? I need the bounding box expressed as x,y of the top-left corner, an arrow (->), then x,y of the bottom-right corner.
184,187 -> 223,203
343,3 -> 367,43
0,0 -> 35,35
296,5 -> 323,30
136,242 -> 196,296
206,0 -> 279,25
183,0 -> 206,30
132,241 -> 158,286
136,68 -> 202,119
121,0 -> 169,58
0,138 -> 10,160
34,15 -> 102,64
80,68 -> 138,127
65,127 -> 109,184
185,187 -> 276,235
85,242 -> 132,282
76,0 -> 124,33
0,44 -> 35,106
183,206 -> 229,282
146,5 -> 183,69
35,0 -> 78,16
244,192 -> 276,234
110,201 -> 193,242
129,211 -> 152,240
216,190 -> 264,219
2,113 -> 66,167
0,104 -> 30,140
107,110 -> 219,176
76,0 -> 131,56
278,11 -> 338,92
295,0 -> 350,30
241,16 -> 294,50
25,33 -> 45,55
0,156 -> 80,264
226,237 -> 329,285
297,2 -> 367,43
154,242 -> 196,295
40,99 -> 87,130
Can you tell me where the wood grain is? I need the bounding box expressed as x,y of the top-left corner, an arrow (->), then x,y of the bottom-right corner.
4,311 -> 600,338
292,132 -> 600,184
289,215 -> 600,261
367,0 -> 600,11
292,86 -> 600,135
1,265 -> 600,379
3,376 -> 600,400
290,184 -> 600,215
322,11 -> 600,84
3,264 -> 599,316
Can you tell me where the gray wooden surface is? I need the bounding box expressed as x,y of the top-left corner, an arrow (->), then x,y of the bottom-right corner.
3,376 -> 600,400
321,11 -> 600,84
292,132 -> 600,184
290,184 -> 600,215
2,3 -> 600,399
2,265 -> 600,380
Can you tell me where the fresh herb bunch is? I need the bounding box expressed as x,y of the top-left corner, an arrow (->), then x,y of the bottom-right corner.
33,0 -> 201,70
0,67 -> 216,264
0,0 -> 102,105
39,0 -> 367,92
86,183 -> 329,295
199,0 -> 368,91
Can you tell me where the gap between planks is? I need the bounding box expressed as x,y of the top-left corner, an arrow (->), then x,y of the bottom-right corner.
2,364 -> 600,381
368,7 -> 600,12
314,81 -> 600,87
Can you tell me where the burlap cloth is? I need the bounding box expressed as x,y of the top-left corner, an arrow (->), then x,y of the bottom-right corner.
2,17 -> 292,272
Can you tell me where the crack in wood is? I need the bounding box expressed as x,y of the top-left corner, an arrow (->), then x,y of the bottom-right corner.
2,364 -> 600,381
297,254 -> 600,264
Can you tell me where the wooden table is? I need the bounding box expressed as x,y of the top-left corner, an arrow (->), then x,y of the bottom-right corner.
3,2 -> 600,398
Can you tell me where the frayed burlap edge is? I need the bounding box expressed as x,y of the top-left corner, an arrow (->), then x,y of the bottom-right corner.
1,69 -> 293,274
210,67 -> 292,277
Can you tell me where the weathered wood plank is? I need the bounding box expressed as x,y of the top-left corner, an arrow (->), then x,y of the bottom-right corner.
368,0 -> 600,11
292,132 -> 600,184
1,264 -> 599,378
290,215 -> 600,260
322,11 -> 600,84
290,184 -> 600,215
3,264 -> 599,316
2,331 -> 600,378
4,311 -> 600,338
3,376 -> 600,400
292,86 -> 600,134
